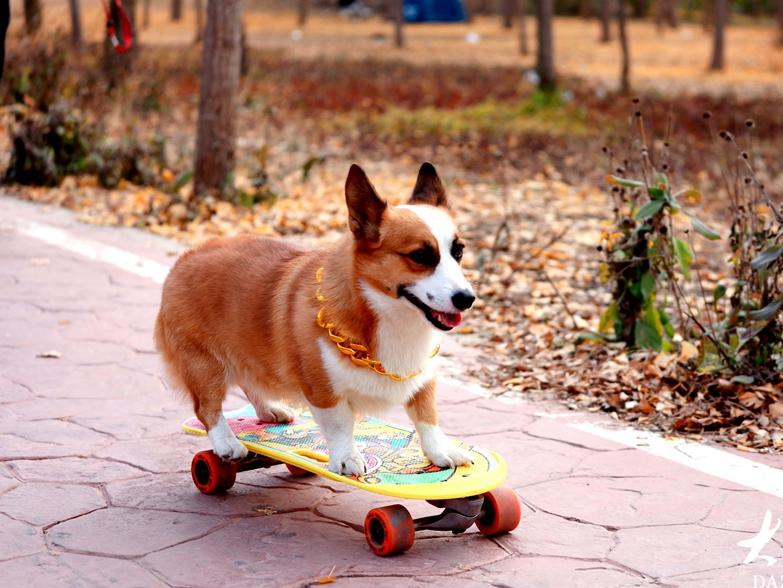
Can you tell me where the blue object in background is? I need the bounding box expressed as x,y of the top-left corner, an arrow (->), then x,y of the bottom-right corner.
403,0 -> 466,23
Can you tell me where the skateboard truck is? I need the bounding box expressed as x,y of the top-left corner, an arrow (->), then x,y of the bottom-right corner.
415,497 -> 484,534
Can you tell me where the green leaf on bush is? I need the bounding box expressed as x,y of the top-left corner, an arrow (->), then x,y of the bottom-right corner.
673,237 -> 694,279
730,375 -> 755,385
576,331 -> 613,343
748,298 -> 783,322
658,308 -> 675,338
648,186 -> 665,200
689,216 -> 720,241
606,175 -> 645,188
751,245 -> 783,271
640,272 -> 655,301
634,317 -> 663,351
635,200 -> 665,220
713,283 -> 727,303
599,302 -> 620,338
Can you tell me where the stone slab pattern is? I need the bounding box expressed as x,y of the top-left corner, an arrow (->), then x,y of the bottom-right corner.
2,196 -> 783,587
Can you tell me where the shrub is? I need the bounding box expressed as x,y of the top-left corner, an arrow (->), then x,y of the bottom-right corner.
699,124 -> 783,378
593,106 -> 782,385
5,103 -> 92,186
5,102 -> 171,190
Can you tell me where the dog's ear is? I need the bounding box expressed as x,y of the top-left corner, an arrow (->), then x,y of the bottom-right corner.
409,162 -> 448,208
345,164 -> 387,243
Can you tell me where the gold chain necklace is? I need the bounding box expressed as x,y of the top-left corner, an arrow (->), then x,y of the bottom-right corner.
315,267 -> 439,382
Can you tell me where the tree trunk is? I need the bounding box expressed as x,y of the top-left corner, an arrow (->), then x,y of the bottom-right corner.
708,0 -> 726,70
24,0 -> 42,34
599,0 -> 611,42
69,0 -> 82,48
655,0 -> 678,29
240,23 -> 249,77
143,0 -> 150,28
580,0 -> 592,18
193,0 -> 242,197
702,0 -> 713,31
618,0 -> 630,93
171,0 -> 183,21
502,0 -> 516,28
392,0 -> 404,47
519,0 -> 528,55
195,0 -> 204,42
0,0 -> 9,81
631,0 -> 649,17
777,0 -> 783,46
535,0 -> 555,91
103,0 -> 137,86
298,0 -> 309,26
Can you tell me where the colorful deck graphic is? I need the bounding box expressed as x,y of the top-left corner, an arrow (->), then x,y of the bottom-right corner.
183,405 -> 507,500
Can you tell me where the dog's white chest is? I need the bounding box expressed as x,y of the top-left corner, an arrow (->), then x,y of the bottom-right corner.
317,339 -> 434,413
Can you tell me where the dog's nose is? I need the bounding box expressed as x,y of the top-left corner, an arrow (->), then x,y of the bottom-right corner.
451,290 -> 475,311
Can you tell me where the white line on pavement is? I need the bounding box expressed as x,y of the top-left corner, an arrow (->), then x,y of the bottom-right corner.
13,217 -> 783,498
16,220 -> 170,284
571,421 -> 783,499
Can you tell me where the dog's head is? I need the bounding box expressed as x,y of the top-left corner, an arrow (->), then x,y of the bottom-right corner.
345,162 -> 475,331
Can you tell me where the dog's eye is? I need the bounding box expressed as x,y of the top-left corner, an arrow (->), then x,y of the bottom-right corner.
408,245 -> 437,266
451,240 -> 464,262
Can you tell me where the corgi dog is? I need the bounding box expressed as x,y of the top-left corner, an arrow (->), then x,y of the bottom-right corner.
155,163 -> 475,475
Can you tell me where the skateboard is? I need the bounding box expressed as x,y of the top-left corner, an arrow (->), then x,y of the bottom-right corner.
183,404 -> 521,556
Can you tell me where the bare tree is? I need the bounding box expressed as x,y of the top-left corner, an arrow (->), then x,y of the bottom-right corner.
519,0 -> 528,55
599,0 -> 611,42
103,0 -> 137,85
24,0 -> 42,34
69,0 -> 82,48
298,0 -> 309,26
535,0 -> 555,90
618,0 -> 630,93
709,0 -> 727,70
195,0 -> 204,42
655,0 -> 678,29
777,0 -> 783,46
631,0 -> 649,17
193,0 -> 242,196
391,0 -> 404,47
1,0 -> 9,81
502,0 -> 516,28
171,0 -> 183,21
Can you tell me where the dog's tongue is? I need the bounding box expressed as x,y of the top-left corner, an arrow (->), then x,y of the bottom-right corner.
432,310 -> 462,328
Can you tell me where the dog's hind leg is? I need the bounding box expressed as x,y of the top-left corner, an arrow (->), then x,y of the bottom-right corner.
179,349 -> 247,461
240,384 -> 296,424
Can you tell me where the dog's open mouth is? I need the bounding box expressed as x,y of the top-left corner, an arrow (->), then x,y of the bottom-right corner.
399,288 -> 462,331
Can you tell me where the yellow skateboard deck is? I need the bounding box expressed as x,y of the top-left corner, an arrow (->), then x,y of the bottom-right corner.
183,404 -> 507,500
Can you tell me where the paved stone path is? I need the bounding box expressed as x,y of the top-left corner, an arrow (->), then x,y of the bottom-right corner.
2,195 -> 783,588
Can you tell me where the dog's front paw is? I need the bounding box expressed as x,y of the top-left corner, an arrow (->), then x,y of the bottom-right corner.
212,435 -> 248,461
425,442 -> 472,469
328,449 -> 367,477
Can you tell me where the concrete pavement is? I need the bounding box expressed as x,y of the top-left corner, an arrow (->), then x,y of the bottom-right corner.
2,195 -> 783,588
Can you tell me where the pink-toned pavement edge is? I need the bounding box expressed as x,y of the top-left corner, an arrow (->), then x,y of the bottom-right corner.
2,195 -> 783,588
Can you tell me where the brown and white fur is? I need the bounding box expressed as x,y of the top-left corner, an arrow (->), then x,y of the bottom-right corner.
155,163 -> 475,475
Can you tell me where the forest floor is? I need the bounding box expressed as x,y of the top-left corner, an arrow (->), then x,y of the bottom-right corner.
2,5 -> 783,452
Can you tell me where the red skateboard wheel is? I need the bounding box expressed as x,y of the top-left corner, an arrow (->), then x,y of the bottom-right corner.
364,504 -> 415,556
476,486 -> 521,536
191,450 -> 237,494
285,463 -> 313,477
